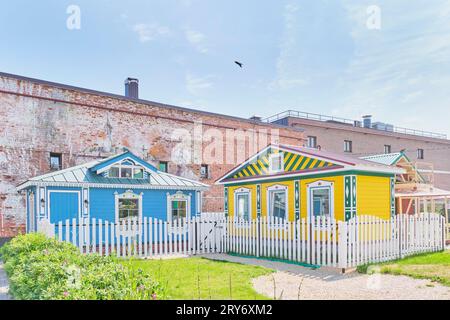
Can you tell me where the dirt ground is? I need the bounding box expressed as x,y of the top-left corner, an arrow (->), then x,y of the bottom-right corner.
205,254 -> 450,300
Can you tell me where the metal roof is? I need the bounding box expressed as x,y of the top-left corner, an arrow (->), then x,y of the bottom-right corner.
360,153 -> 406,166
280,145 -> 403,172
17,153 -> 208,191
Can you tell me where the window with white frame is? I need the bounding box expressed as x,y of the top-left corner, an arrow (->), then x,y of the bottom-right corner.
269,153 -> 284,173
384,145 -> 392,154
267,185 -> 287,220
115,190 -> 142,223
311,188 -> 331,217
307,180 -> 334,220
307,136 -> 317,148
167,192 -> 190,224
417,149 -> 424,160
344,140 -> 353,153
234,188 -> 251,221
200,164 -> 209,179
50,153 -> 62,170
108,159 -> 145,179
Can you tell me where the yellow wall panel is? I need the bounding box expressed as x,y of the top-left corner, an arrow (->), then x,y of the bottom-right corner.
356,175 -> 391,220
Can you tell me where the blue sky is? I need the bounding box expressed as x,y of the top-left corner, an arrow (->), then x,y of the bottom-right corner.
1,0 -> 449,136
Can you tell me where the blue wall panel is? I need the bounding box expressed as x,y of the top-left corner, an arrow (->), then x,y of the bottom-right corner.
89,188 -> 198,223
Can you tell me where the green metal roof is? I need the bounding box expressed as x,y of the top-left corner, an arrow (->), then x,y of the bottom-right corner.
360,152 -> 407,166
17,153 -> 208,191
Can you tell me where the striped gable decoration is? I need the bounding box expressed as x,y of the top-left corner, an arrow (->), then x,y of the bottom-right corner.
228,148 -> 337,180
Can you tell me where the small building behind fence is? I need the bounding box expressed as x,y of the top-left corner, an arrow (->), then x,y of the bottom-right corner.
17,150 -> 209,238
216,144 -> 404,222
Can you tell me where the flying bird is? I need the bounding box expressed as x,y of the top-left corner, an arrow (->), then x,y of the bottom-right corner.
234,61 -> 243,68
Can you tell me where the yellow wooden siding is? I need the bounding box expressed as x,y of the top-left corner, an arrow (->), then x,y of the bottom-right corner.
356,175 -> 391,220
226,174 -> 392,222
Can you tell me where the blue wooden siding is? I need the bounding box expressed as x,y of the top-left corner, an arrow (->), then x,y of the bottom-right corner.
89,188 -> 198,223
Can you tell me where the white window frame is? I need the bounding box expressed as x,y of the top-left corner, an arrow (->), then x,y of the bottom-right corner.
307,180 -> 335,221
200,164 -> 209,179
115,190 -> 143,221
266,184 -> 288,222
417,149 -> 424,160
234,187 -> 252,222
269,153 -> 284,174
108,159 -> 146,179
344,140 -> 353,153
307,136 -> 317,148
167,192 -> 191,232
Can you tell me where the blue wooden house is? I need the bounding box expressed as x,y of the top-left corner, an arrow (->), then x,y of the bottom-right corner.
17,150 -> 209,234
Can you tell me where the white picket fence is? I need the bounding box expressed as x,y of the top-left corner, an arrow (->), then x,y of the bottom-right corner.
223,213 -> 446,268
338,213 -> 445,268
39,212 -> 446,268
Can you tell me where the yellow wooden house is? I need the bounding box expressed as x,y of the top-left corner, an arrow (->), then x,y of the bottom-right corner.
216,144 -> 404,222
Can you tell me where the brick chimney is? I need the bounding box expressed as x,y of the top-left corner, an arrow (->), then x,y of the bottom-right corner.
125,78 -> 139,99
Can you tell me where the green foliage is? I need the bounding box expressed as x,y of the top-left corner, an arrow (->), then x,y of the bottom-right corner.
127,257 -> 274,300
357,250 -> 450,287
0,233 -> 166,300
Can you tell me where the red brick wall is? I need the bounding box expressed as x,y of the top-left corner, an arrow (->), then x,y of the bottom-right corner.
0,74 -> 305,236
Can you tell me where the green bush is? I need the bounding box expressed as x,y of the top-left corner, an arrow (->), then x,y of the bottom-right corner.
0,233 -> 166,300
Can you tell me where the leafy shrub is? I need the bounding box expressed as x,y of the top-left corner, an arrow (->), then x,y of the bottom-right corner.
0,233 -> 166,300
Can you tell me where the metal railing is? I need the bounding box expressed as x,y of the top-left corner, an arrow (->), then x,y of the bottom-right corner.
264,110 -> 448,140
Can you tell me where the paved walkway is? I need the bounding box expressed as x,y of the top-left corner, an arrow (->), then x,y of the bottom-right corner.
206,254 -> 450,300
0,261 -> 11,300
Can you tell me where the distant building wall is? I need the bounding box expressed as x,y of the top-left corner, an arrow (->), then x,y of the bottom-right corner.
283,116 -> 450,191
0,73 -> 305,237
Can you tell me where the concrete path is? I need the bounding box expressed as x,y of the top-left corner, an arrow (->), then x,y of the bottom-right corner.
0,261 -> 11,300
205,254 -> 450,300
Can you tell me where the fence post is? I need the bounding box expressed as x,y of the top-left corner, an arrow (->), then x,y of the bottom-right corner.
338,220 -> 348,270
442,215 -> 446,251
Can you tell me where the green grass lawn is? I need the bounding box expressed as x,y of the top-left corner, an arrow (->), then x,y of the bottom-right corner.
359,250 -> 450,286
124,257 -> 274,300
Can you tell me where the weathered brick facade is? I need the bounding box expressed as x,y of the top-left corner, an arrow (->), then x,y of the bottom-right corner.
0,72 -> 305,237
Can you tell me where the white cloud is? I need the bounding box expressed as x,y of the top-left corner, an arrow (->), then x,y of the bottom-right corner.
270,2 -> 309,90
186,73 -> 215,95
185,29 -> 209,53
133,23 -> 171,43
335,1 -> 450,136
